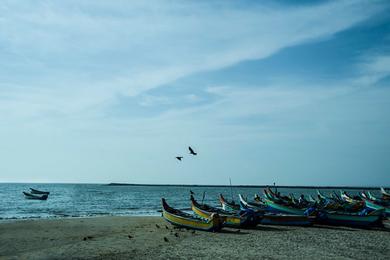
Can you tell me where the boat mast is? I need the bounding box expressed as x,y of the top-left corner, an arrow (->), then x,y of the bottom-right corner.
229,177 -> 234,202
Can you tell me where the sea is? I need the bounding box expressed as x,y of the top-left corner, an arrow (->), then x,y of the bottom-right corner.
0,183 -> 384,221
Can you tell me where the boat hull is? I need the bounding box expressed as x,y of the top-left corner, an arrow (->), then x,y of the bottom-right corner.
23,192 -> 48,200
260,215 -> 314,226
162,199 -> 223,232
316,212 -> 383,227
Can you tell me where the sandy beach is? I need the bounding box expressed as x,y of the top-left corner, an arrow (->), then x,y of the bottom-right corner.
0,216 -> 389,259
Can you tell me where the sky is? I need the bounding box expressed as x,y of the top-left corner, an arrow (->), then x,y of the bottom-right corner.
0,0 -> 389,186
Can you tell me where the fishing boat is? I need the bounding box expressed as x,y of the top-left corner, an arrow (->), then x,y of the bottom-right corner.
315,191 -> 364,212
307,195 -> 317,203
263,198 -> 308,215
266,187 -> 293,203
363,199 -> 390,217
23,192 -> 48,200
191,195 -> 257,228
380,187 -> 390,200
161,198 -> 223,232
315,209 -> 384,227
238,194 -> 267,211
30,188 -> 50,195
316,190 -> 328,200
239,195 -> 314,226
219,194 -> 240,211
340,191 -> 361,203
361,191 -> 379,201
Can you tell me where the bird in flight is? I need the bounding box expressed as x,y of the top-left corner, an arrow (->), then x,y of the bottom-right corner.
188,146 -> 197,156
176,156 -> 183,161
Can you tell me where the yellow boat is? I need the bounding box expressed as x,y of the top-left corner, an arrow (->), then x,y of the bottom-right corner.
161,198 -> 224,232
191,195 -> 257,228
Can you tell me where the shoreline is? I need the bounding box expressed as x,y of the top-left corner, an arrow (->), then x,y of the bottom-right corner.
0,214 -> 160,224
1,216 -> 389,259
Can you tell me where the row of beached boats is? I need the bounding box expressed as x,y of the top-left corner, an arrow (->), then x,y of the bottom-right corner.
23,188 -> 50,200
161,187 -> 390,232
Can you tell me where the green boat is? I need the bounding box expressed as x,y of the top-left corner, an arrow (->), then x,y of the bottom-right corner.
363,199 -> 390,217
263,198 -> 307,215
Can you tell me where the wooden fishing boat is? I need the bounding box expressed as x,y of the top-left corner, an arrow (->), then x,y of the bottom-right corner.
23,192 -> 48,200
316,190 -> 328,200
191,196 -> 257,228
238,194 -> 267,211
380,187 -> 390,200
263,198 -> 308,215
30,188 -> 50,195
340,191 -> 361,203
219,194 -> 240,211
315,209 -> 384,227
307,195 -> 317,203
316,191 -> 364,212
363,200 -> 390,216
161,198 -> 223,232
239,194 -> 314,226
330,191 -> 343,203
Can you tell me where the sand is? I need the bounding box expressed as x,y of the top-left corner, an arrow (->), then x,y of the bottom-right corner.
0,217 -> 389,259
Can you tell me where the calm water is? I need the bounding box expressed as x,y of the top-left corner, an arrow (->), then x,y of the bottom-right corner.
0,183 -> 383,220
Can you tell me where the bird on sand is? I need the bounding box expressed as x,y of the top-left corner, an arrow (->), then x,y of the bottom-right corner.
176,156 -> 183,161
188,146 -> 197,156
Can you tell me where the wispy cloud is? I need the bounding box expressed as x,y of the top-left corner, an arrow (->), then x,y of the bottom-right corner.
355,55 -> 390,85
0,0 -> 386,120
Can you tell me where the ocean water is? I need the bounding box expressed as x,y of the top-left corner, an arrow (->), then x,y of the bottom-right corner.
0,183 -> 383,220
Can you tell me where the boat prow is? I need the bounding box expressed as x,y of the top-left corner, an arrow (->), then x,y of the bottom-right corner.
380,187 -> 390,200
219,194 -> 240,211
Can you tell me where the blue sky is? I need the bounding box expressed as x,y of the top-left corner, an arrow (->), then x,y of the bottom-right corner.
0,0 -> 389,186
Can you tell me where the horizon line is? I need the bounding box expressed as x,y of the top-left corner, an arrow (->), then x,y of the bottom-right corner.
0,182 -> 388,190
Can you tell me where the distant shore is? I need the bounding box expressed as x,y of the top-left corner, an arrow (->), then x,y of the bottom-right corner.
106,183 -> 388,190
1,216 -> 389,259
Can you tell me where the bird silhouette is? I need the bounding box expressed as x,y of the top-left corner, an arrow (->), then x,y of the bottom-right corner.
188,146 -> 197,155
176,156 -> 183,161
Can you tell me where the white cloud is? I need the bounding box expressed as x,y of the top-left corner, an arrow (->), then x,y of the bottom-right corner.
355,55 -> 390,85
0,0 -> 385,120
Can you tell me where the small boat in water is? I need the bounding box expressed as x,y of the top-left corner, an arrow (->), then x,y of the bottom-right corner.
23,192 -> 48,200
30,188 -> 50,195
161,198 -> 224,232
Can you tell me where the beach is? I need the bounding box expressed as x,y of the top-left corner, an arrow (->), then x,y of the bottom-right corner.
1,217 -> 389,259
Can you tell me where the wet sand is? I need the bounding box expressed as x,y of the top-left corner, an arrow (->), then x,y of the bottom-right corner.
0,217 -> 389,259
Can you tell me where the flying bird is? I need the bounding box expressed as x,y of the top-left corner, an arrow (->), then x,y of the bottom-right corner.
188,146 -> 197,156
176,156 -> 183,161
